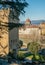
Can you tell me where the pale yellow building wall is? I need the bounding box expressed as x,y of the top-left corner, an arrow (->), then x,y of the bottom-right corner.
40,23 -> 45,35
41,29 -> 45,35
19,27 -> 40,47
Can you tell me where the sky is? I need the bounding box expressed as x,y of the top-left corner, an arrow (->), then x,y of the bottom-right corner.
19,0 -> 45,21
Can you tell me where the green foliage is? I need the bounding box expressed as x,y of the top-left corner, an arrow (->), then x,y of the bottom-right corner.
0,0 -> 28,30
17,49 -> 45,61
40,55 -> 45,61
19,40 -> 23,48
27,54 -> 45,62
0,0 -> 28,15
24,52 -> 32,57
17,51 -> 25,60
7,49 -> 17,59
39,49 -> 45,61
27,42 -> 41,55
8,23 -> 24,30
32,54 -> 40,61
17,40 -> 23,49
7,51 -> 14,59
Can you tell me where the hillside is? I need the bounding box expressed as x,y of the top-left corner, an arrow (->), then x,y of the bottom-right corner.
20,20 -> 45,25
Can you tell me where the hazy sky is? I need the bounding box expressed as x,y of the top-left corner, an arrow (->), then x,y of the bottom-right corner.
19,0 -> 45,21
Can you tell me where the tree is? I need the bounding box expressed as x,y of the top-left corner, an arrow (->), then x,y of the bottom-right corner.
0,0 -> 28,57
0,0 -> 28,19
27,42 -> 41,55
0,0 -> 28,30
27,42 -> 42,60
19,40 -> 23,49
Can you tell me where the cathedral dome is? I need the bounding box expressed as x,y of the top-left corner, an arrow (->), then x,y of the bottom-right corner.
25,18 -> 31,25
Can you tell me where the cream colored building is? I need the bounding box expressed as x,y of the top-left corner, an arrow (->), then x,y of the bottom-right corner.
0,9 -> 19,56
19,25 -> 41,47
39,22 -> 45,35
19,19 -> 45,48
19,19 -> 41,47
39,22 -> 45,46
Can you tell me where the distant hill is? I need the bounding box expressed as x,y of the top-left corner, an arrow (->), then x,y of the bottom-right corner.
31,20 -> 45,25
20,20 -> 45,25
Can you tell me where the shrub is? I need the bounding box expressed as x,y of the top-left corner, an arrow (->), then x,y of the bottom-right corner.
17,51 -> 25,60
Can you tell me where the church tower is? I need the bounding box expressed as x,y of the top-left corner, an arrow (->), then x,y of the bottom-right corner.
25,18 -> 31,26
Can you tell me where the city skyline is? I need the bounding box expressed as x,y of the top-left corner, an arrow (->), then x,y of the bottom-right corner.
19,0 -> 45,22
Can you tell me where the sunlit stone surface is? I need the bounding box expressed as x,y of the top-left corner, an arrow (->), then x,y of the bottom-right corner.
0,9 -> 19,56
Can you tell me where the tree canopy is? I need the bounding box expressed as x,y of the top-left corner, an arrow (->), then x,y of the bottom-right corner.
0,0 -> 28,29
27,42 -> 41,55
0,0 -> 28,15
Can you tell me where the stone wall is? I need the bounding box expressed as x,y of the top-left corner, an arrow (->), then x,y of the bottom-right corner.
0,8 -> 19,56
0,9 -> 10,56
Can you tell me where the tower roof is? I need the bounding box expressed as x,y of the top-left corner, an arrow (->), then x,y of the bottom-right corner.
26,18 -> 31,22
25,18 -> 31,25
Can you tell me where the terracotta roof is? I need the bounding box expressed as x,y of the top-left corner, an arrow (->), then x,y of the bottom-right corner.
26,18 -> 31,22
19,24 -> 39,29
25,25 -> 39,28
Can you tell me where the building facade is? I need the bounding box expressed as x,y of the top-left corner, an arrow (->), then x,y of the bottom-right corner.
19,19 -> 45,48
19,19 -> 41,47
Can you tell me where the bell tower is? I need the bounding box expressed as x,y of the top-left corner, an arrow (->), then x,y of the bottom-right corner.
25,18 -> 31,25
